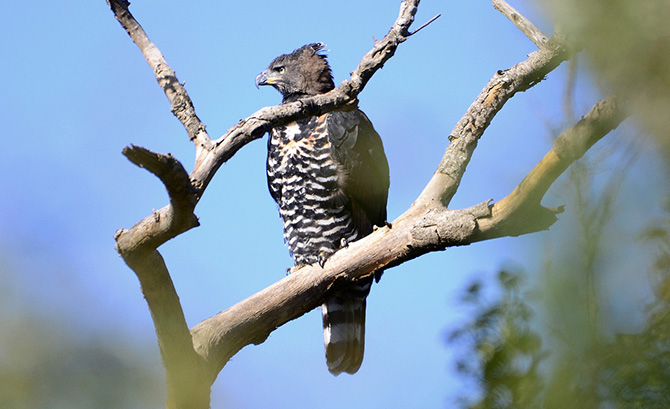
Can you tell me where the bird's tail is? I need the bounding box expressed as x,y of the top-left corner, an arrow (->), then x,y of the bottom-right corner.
321,280 -> 372,376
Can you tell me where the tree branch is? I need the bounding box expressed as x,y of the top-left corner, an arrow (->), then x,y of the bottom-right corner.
107,0 -> 211,151
191,95 -> 628,376
122,145 -> 195,206
414,35 -> 568,210
109,0 -> 629,406
190,203 -> 488,376
123,250 -> 211,409
475,95 -> 626,240
492,0 -> 549,47
109,0 -> 427,406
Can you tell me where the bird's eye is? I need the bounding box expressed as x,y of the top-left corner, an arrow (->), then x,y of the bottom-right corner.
274,66 -> 285,74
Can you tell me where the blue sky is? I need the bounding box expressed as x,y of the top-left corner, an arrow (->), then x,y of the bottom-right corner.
1,1 -> 666,408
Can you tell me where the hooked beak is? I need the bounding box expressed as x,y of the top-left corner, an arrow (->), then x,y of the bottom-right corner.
255,71 -> 267,89
255,71 -> 279,89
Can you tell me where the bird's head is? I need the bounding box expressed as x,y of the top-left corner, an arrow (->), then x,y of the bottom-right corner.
256,43 -> 335,103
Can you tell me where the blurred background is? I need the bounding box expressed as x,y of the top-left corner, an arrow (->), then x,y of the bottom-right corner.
1,0 -> 668,408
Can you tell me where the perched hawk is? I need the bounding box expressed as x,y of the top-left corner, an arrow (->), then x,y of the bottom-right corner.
256,43 -> 390,375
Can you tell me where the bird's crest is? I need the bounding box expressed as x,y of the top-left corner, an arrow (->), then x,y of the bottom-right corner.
257,42 -> 335,102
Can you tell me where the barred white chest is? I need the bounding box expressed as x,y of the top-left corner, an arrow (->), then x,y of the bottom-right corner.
266,115 -> 359,266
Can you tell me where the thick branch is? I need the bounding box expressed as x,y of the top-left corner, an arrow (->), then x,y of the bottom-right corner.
122,145 -> 195,206
123,250 -> 211,409
115,145 -> 199,256
192,95 -> 628,376
109,0 -> 427,404
191,203 -> 488,376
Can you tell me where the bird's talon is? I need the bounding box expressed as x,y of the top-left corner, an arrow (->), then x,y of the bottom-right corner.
318,253 -> 328,268
340,238 -> 349,248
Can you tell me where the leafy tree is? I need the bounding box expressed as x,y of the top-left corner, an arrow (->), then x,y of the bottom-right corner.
450,178 -> 670,408
448,270 -> 545,409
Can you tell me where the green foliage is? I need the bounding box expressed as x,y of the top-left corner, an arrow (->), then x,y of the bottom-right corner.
450,162 -> 670,407
599,209 -> 670,408
449,271 -> 545,409
543,207 -> 670,409
451,258 -> 670,408
541,0 -> 670,157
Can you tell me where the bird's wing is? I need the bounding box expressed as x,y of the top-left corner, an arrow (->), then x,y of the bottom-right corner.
326,110 -> 390,235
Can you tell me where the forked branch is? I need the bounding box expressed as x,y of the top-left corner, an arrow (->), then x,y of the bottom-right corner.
113,0 -> 426,258
191,69 -> 627,382
109,0 -> 430,407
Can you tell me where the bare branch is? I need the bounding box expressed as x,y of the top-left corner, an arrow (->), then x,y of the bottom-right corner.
415,36 -> 568,209
191,203 -> 486,375
191,96 -> 628,374
492,0 -> 549,48
349,0 -> 422,91
107,0 -> 211,150
475,95 -> 627,240
122,145 -> 193,202
115,0 -> 426,258
124,249 -> 211,409
409,14 -> 442,36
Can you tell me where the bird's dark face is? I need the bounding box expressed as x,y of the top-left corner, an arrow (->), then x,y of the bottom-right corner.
255,54 -> 295,95
256,43 -> 335,103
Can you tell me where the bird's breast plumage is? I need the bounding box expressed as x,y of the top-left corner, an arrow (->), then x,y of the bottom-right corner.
267,114 -> 359,266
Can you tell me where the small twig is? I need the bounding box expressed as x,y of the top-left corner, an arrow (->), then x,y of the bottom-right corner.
409,13 -> 441,36
492,0 -> 548,48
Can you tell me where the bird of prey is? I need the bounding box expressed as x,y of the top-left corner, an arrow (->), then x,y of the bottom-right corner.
256,43 -> 390,375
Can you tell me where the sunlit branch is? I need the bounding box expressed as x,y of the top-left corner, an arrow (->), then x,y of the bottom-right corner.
414,35 -> 568,209
106,0 -> 210,150
493,0 -> 549,47
109,0 -> 428,406
475,95 -> 627,240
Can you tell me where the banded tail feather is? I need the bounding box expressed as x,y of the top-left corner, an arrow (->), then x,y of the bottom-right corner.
322,279 -> 372,376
